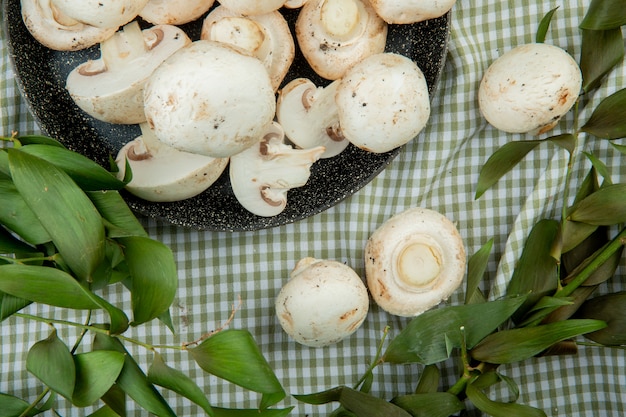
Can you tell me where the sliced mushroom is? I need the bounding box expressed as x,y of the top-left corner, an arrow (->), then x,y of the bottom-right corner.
365,207 -> 466,317
143,40 -> 276,158
49,0 -> 149,29
139,0 -> 216,25
275,257 -> 370,347
21,0 -> 117,51
368,0 -> 457,24
229,122 -> 325,217
115,123 -> 228,202
478,43 -> 582,135
216,0 -> 287,15
201,6 -> 295,90
65,21 -> 191,124
295,0 -> 387,80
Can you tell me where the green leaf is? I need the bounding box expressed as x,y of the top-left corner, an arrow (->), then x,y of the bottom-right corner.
26,328 -> 76,400
20,144 -> 125,191
580,28 -> 624,93
189,329 -> 285,408
0,179 -> 51,245
296,387 -> 411,417
475,141 -> 541,199
148,352 -> 214,415
212,407 -> 294,417
15,135 -> 66,148
547,133 -> 576,154
0,291 -> 32,321
0,393 -> 41,417
581,88 -> 626,139
535,6 -> 559,43
465,239 -> 492,304
579,0 -> 626,30
0,225 -> 36,254
584,152 -> 613,184
611,141 -> 626,155
414,364 -> 440,394
85,406 -> 123,417
470,319 -> 607,364
568,184 -> 626,225
8,149 -> 106,281
73,350 -> 126,407
294,386 -> 342,405
575,291 -> 626,345
0,149 -> 11,177
391,392 -> 465,417
117,236 -> 177,325
87,191 -> 149,238
382,296 -> 526,365
466,379 -> 547,417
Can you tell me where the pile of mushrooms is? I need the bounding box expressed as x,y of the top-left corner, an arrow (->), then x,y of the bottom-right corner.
21,0 -> 457,216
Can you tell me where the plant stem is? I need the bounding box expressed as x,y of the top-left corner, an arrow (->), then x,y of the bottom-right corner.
18,388 -> 50,417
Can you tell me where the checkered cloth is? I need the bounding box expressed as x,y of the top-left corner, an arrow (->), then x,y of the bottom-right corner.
2,0 -> 625,415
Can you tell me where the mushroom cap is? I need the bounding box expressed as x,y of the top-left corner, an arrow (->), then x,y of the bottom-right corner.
50,0 -> 150,28
478,43 -> 582,135
140,0 -> 216,25
21,0 -> 117,51
295,0 -> 388,80
368,0 -> 457,24
217,0 -> 286,15
275,257 -> 370,347
365,207 -> 466,317
66,23 -> 191,124
336,52 -> 431,153
115,124 -> 228,202
201,6 -> 295,91
143,40 -> 276,158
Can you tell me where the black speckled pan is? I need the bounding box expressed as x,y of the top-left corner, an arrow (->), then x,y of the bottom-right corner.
4,0 -> 450,231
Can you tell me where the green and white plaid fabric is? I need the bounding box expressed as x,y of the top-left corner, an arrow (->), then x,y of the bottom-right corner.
2,0 -> 625,415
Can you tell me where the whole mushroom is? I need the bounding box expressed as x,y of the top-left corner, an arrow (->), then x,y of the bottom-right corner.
275,257 -> 370,347
478,43 -> 582,135
365,208 -> 466,317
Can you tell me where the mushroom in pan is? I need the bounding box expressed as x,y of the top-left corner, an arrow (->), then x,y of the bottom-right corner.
66,21 -> 191,124
139,0 -> 216,25
478,43 -> 582,135
49,0 -> 149,29
216,0 -> 287,15
21,0 -> 117,51
295,0 -> 388,80
365,207 -> 466,317
229,122 -> 325,217
115,123 -> 229,202
143,40 -> 276,158
201,6 -> 295,91
368,0 -> 457,24
275,257 -> 370,347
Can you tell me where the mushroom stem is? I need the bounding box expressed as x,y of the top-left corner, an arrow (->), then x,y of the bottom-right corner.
319,0 -> 366,43
395,239 -> 443,290
100,21 -> 148,73
209,17 -> 271,61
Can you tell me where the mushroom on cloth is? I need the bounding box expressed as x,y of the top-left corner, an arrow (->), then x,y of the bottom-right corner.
143,40 -> 276,158
478,43 -> 582,135
365,208 -> 466,317
217,0 -> 287,15
66,21 -> 191,124
295,0 -> 388,80
368,0 -> 457,24
275,257 -> 370,347
21,0 -> 117,51
229,122 -> 325,217
140,0 -> 216,25
115,123 -> 228,202
49,0 -> 149,29
201,6 -> 295,91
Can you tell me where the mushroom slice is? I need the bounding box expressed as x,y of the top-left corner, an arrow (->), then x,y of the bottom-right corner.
295,0 -> 387,80
66,21 -> 191,124
201,6 -> 295,91
49,0 -> 150,29
478,43 -> 582,135
115,123 -> 228,202
143,40 -> 276,158
229,122 -> 325,217
21,0 -> 117,51
216,0 -> 287,15
276,78 -> 349,158
275,257 -> 370,347
365,207 -> 466,317
139,0 -> 216,25
368,0 -> 457,24
336,52 -> 430,153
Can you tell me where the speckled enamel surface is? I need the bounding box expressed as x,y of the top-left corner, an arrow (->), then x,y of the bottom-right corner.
4,0 -> 450,231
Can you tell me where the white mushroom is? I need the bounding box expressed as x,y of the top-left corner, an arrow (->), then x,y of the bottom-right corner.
368,0 -> 457,24
143,40 -> 276,158
478,43 -> 582,135
201,6 -> 295,90
49,0 -> 149,29
216,0 -> 287,15
275,257 -> 370,347
283,0 -> 308,8
365,208 -> 466,317
229,122 -> 325,217
139,0 -> 216,25
295,0 -> 387,80
115,123 -> 228,202
21,0 -> 117,51
66,21 -> 191,124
